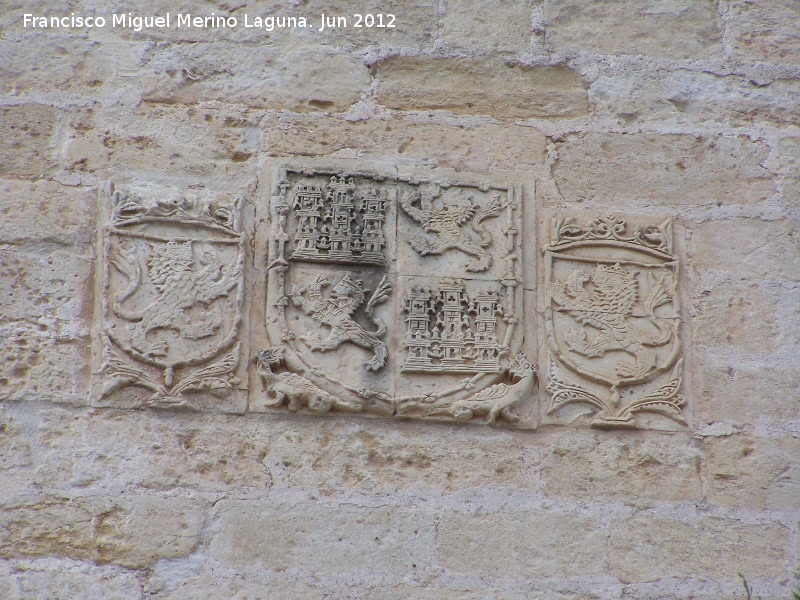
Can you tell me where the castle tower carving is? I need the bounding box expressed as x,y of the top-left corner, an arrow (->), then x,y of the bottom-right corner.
289,176 -> 387,266
401,279 -> 504,374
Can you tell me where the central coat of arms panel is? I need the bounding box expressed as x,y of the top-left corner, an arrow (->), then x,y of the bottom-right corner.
257,166 -> 535,428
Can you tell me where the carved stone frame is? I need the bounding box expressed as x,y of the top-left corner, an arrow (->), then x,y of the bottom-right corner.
251,162 -> 537,428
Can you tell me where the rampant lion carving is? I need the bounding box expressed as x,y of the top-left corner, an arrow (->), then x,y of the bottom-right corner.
399,190 -> 503,272
110,240 -> 240,359
289,273 -> 392,371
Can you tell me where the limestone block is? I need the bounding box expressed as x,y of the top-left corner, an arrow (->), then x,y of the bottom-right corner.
80,411 -> 269,492
262,419 -> 528,494
1,388 -> 268,495
142,44 -> 370,112
691,280 -> 800,356
550,133 -> 775,205
0,104 -> 60,180
541,430 -> 702,501
590,66 -> 800,127
0,245 -> 92,403
0,36 -> 118,97
704,435 -> 800,510
62,104 -> 262,176
438,512 -> 607,578
609,516 -> 790,582
376,57 -> 588,119
0,180 -> 97,244
261,115 -> 547,172
210,500 -> 436,573
728,0 -> 800,65
696,358 -> 800,425
0,561 -> 17,600
153,576 -> 323,600
93,495 -> 207,568
442,0 -> 533,53
13,564 -> 143,600
689,218 -> 800,282
770,137 -> 800,176
296,0 -> 438,49
0,495 -> 206,568
0,496 -> 99,561
544,0 -> 723,59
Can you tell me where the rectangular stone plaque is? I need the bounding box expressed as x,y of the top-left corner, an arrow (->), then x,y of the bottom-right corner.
542,214 -> 687,429
91,182 -> 248,413
253,164 -> 537,428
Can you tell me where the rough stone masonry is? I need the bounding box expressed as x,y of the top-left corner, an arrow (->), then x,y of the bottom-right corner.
1,0 -> 799,598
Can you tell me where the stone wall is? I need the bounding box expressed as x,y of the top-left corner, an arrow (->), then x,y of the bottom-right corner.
1,1 -> 799,598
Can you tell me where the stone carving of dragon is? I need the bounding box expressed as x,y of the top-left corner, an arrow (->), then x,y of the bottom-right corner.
426,353 -> 536,424
110,240 -> 240,359
399,190 -> 503,272
289,274 -> 391,371
254,346 -> 363,414
549,263 -> 674,379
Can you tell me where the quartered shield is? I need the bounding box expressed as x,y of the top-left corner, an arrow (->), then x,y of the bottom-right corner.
262,167 -> 532,426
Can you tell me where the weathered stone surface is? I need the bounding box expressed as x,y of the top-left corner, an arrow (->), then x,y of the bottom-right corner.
442,0 -> 533,53
0,332 -> 90,404
545,0 -> 723,59
769,136 -> 800,176
0,406 -> 269,492
609,516 -> 790,582
81,412 -> 269,492
704,435 -> 800,510
142,44 -> 370,111
262,419 -> 529,494
541,430 -> 702,501
590,66 -> 800,127
0,561 -> 16,600
728,0 -> 800,65
0,104 -> 61,180
0,245 -> 92,403
0,36 -> 120,98
0,180 -> 97,244
94,495 -> 207,568
62,104 -> 262,176
0,494 -> 206,568
376,57 -> 588,118
551,133 -> 775,205
696,358 -> 800,425
691,280 -> 800,356
210,500 -> 436,573
151,576 -> 322,600
13,563 -> 143,600
261,114 -> 547,172
438,512 -> 607,579
689,218 -> 800,282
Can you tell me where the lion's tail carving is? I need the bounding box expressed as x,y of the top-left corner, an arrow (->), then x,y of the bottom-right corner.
365,276 -> 392,337
471,193 -> 503,248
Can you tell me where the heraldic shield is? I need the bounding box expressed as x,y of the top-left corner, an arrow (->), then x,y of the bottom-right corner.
258,167 -> 535,428
545,215 -> 687,429
92,183 -> 246,412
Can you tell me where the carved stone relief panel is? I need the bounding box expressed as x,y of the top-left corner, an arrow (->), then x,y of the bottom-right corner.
256,166 -> 536,428
91,182 -> 247,412
543,215 -> 687,429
